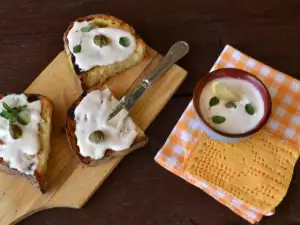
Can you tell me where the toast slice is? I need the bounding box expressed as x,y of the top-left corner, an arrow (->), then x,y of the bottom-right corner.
63,14 -> 147,90
0,93 -> 53,193
65,84 -> 148,166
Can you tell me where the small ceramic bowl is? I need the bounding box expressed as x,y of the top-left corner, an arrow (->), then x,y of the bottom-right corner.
193,68 -> 272,142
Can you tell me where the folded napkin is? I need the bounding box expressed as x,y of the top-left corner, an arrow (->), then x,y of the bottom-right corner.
155,45 -> 300,224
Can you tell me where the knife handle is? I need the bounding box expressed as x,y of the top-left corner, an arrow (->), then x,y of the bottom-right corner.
108,41 -> 189,120
145,41 -> 189,85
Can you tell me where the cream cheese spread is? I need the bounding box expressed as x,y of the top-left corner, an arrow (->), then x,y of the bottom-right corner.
199,78 -> 265,134
0,94 -> 41,175
67,21 -> 136,71
74,89 -> 138,160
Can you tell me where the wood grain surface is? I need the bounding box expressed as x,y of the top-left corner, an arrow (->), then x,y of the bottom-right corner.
0,0 -> 300,225
0,46 -> 186,225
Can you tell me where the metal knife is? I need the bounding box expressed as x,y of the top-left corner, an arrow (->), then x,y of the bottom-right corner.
108,41 -> 189,121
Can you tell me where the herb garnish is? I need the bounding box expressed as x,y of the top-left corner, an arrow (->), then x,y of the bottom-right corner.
209,96 -> 219,107
80,24 -> 95,32
0,102 -> 29,125
245,103 -> 255,115
0,102 -> 29,139
73,44 -> 82,53
119,37 -> 130,47
212,116 -> 226,124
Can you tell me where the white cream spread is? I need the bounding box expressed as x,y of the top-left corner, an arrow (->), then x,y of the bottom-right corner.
74,89 -> 138,160
67,21 -> 136,71
199,78 -> 265,134
0,94 -> 41,175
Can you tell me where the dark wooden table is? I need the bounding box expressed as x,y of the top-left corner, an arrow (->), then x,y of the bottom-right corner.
1,0 -> 300,224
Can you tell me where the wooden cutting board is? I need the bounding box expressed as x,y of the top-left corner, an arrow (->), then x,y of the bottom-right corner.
0,46 -> 187,225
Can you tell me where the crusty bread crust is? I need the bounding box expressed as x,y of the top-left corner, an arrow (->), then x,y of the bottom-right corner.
63,14 -> 147,90
0,94 -> 53,193
65,84 -> 148,166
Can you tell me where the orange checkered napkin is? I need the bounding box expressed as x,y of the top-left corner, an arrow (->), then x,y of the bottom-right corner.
155,45 -> 300,224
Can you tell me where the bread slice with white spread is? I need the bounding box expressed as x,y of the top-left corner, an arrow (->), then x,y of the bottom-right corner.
65,84 -> 148,165
63,14 -> 147,90
0,93 -> 53,193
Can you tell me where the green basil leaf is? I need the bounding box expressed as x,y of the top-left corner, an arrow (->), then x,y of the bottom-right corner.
225,102 -> 237,108
2,102 -> 13,113
209,96 -> 219,107
212,115 -> 226,124
16,105 -> 27,113
245,103 -> 255,115
10,116 -> 17,123
119,37 -> 130,47
80,24 -> 95,32
0,111 -> 11,120
73,44 -> 82,53
17,114 -> 29,125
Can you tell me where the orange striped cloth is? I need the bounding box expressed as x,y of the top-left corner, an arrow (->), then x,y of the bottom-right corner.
155,45 -> 300,224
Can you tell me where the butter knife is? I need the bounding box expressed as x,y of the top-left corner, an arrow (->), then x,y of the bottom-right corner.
108,41 -> 189,121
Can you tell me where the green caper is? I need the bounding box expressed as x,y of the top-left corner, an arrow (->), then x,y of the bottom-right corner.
89,130 -> 104,143
93,35 -> 110,47
9,123 -> 22,139
119,37 -> 130,47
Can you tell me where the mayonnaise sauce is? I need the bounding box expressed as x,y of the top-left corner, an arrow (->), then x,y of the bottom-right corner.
0,94 -> 41,175
74,89 -> 137,160
199,78 -> 265,134
67,21 -> 136,71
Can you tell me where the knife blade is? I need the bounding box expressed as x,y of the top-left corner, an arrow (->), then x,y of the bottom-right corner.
108,41 -> 189,121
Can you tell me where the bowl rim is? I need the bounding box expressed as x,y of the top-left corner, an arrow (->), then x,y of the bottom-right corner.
193,68 -> 272,138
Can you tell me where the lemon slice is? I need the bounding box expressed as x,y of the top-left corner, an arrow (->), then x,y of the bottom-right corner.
212,81 -> 240,101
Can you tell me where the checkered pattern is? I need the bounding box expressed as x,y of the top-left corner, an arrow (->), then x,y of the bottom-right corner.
155,45 -> 300,224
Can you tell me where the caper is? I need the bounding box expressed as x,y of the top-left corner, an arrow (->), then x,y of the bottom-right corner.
9,123 -> 22,139
119,37 -> 130,47
89,130 -> 104,143
93,35 -> 110,47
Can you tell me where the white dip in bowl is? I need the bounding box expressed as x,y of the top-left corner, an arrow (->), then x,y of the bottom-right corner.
199,77 -> 265,134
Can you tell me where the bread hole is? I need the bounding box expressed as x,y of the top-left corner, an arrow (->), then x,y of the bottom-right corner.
68,105 -> 76,119
27,94 -> 40,103
71,54 -> 82,74
23,154 -> 35,171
